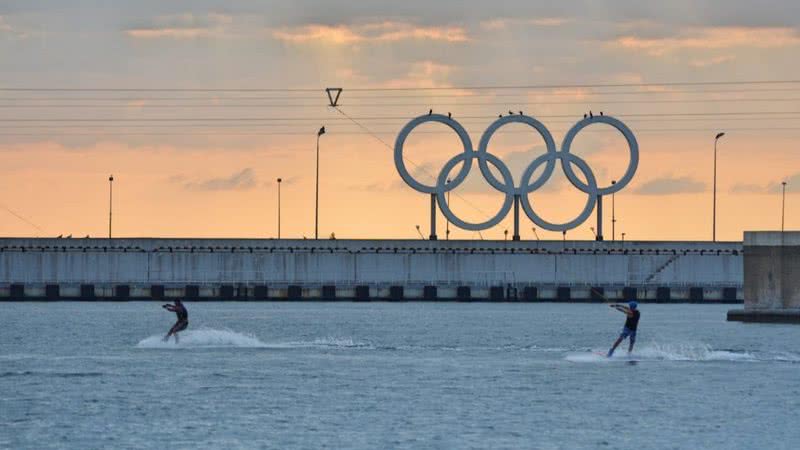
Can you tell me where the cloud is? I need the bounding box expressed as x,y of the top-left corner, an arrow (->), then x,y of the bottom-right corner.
271,21 -> 468,45
731,172 -> 800,194
633,176 -> 706,195
381,61 -> 457,89
182,168 -> 258,191
125,13 -> 233,39
689,55 -> 736,67
0,15 -> 33,40
611,26 -> 800,56
730,183 -> 765,194
480,17 -> 571,30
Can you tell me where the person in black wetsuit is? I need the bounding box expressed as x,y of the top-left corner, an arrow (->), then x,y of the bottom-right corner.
162,299 -> 188,343
607,301 -> 640,357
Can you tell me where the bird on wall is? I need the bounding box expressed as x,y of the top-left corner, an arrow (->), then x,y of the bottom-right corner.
448,112 -> 452,118
583,113 -> 587,119
508,110 -> 514,115
589,111 -> 593,118
600,111 -> 604,116
428,109 -> 432,115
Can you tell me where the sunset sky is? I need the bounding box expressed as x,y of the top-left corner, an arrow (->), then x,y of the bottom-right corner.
0,0 -> 798,241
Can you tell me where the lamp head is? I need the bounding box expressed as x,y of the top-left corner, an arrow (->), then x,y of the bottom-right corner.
318,126 -> 326,136
277,178 -> 282,183
715,132 -> 725,140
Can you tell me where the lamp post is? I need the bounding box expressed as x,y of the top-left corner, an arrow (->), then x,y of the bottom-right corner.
277,178 -> 282,239
315,126 -> 325,239
622,232 -> 626,243
108,175 -> 114,239
611,180 -> 617,241
782,181 -> 787,233
531,227 -> 540,241
713,132 -> 725,242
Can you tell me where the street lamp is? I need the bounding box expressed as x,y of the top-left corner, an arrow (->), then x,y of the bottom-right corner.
504,229 -> 508,241
108,175 -> 114,239
622,232 -> 626,243
590,227 -> 596,239
782,181 -> 788,233
531,227 -> 540,241
277,178 -> 282,239
315,126 -> 326,239
611,180 -> 617,241
713,132 -> 725,242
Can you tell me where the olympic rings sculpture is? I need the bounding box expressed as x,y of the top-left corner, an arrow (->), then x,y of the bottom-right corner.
394,113 -> 639,232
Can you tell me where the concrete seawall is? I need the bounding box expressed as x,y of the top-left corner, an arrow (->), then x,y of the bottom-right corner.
0,238 -> 742,302
728,231 -> 800,322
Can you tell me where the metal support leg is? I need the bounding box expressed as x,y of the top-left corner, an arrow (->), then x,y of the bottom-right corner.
513,195 -> 521,241
429,193 -> 438,240
596,195 -> 603,241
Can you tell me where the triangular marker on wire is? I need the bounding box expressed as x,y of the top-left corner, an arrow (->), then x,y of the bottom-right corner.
325,88 -> 342,107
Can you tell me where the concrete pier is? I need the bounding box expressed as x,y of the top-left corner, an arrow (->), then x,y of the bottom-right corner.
728,231 -> 800,323
0,237 -> 742,302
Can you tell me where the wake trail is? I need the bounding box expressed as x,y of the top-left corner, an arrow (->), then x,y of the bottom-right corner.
137,329 -> 270,349
565,342 -> 799,363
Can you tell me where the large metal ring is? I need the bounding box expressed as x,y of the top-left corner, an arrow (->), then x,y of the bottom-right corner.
394,114 -> 473,194
560,115 -> 638,196
435,151 -> 515,231
519,152 -> 598,232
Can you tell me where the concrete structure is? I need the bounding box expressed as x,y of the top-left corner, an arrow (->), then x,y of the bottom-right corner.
728,231 -> 800,323
0,237 -> 742,302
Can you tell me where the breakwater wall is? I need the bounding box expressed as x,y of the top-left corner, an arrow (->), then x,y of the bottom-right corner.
728,231 -> 800,322
0,238 -> 742,302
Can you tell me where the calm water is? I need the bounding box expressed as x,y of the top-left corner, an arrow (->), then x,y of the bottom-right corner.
1,302 -> 799,449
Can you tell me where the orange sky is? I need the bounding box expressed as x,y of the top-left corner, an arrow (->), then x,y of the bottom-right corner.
0,2 -> 798,241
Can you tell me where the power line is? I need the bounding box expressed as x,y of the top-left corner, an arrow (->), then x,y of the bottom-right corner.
4,115 -> 800,129
344,80 -> 800,92
2,127 -> 798,137
1,97 -> 799,108
2,111 -> 800,122
332,106 -> 495,222
3,79 -> 800,93
0,203 -> 46,234
0,87 -> 323,93
4,87 -> 800,102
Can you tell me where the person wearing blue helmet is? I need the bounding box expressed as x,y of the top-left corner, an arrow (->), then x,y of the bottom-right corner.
607,301 -> 640,357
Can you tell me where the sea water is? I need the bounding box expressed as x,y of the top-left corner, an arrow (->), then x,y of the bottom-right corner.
1,302 -> 799,449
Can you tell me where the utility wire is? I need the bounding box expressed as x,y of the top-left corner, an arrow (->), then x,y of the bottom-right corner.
332,106 -> 494,221
3,116 -> 798,129
3,79 -> 800,93
2,127 -> 798,137
0,203 -> 46,235
343,80 -> 800,91
5,87 -> 800,101
2,111 -> 800,122
2,97 -> 799,107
